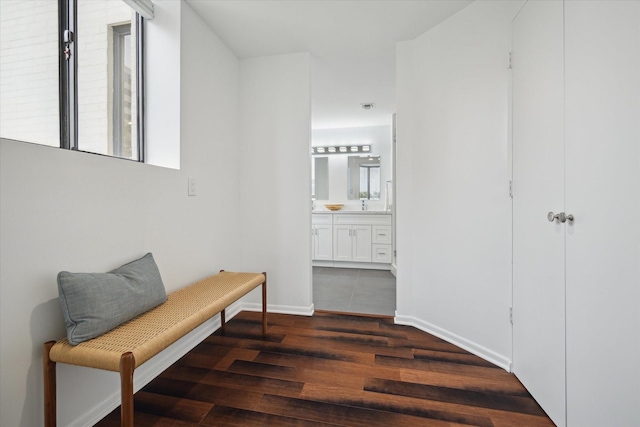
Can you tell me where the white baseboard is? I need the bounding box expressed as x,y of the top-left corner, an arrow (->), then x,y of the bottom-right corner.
241,301 -> 314,316
394,313 -> 512,372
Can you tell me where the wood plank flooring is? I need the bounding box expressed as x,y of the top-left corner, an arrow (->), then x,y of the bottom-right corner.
95,311 -> 553,426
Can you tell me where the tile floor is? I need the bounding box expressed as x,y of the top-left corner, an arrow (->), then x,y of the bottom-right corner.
312,267 -> 396,316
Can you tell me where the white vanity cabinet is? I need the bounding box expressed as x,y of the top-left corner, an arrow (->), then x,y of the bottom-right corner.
313,212 -> 393,268
312,213 -> 392,268
311,214 -> 333,261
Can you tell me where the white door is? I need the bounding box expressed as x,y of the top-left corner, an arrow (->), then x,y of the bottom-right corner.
314,224 -> 333,261
512,1 -> 566,426
564,2 -> 640,424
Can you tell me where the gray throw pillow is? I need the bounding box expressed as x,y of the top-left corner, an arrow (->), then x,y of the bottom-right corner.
57,252 -> 168,345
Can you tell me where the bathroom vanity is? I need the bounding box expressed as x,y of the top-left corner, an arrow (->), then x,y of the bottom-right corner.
312,211 -> 393,270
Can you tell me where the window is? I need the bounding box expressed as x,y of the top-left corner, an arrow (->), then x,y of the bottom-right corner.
0,0 -> 147,162
65,0 -> 145,161
359,165 -> 380,200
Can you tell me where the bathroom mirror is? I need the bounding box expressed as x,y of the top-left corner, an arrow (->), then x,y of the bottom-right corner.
347,155 -> 380,200
312,157 -> 329,200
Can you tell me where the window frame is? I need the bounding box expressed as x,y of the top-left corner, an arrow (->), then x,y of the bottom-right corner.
58,0 -> 145,162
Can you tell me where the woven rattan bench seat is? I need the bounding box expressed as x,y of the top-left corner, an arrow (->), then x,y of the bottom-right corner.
49,271 -> 265,372
45,270 -> 267,427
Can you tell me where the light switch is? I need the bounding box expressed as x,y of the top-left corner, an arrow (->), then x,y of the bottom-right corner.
188,177 -> 196,196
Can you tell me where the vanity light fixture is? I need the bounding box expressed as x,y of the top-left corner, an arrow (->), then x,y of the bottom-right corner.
312,144 -> 372,155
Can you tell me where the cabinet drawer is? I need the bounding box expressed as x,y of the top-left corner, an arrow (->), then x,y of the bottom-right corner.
372,244 -> 392,263
372,225 -> 392,244
312,214 -> 333,225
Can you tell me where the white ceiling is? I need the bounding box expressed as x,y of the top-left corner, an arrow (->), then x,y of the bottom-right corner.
185,0 -> 473,129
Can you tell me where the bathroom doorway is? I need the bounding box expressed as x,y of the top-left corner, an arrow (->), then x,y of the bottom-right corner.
311,122 -> 397,317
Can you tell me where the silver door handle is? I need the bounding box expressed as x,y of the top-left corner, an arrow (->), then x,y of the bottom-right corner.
547,211 -> 574,223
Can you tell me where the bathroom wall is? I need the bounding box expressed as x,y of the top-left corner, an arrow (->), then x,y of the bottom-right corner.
312,125 -> 392,211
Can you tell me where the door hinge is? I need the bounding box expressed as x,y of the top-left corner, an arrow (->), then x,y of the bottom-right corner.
509,307 -> 513,325
508,51 -> 513,69
509,180 -> 513,198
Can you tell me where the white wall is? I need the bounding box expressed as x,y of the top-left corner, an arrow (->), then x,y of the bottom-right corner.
238,53 -> 313,314
312,125 -> 391,211
0,1 -> 243,425
395,0 -> 524,369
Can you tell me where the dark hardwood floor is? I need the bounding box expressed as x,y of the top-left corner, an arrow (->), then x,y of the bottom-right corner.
95,311 -> 553,426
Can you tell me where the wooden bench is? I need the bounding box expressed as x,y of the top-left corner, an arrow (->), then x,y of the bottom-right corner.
43,270 -> 267,427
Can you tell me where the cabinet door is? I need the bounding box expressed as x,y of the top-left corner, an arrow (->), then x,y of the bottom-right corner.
333,225 -> 352,261
314,224 -> 333,261
351,225 -> 372,262
512,1 -> 566,426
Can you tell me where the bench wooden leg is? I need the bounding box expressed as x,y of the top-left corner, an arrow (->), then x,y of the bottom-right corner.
43,341 -> 57,427
218,270 -> 227,335
262,272 -> 268,334
120,352 -> 135,427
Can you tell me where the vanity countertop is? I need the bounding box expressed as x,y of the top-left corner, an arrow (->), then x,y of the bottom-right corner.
312,210 -> 391,215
